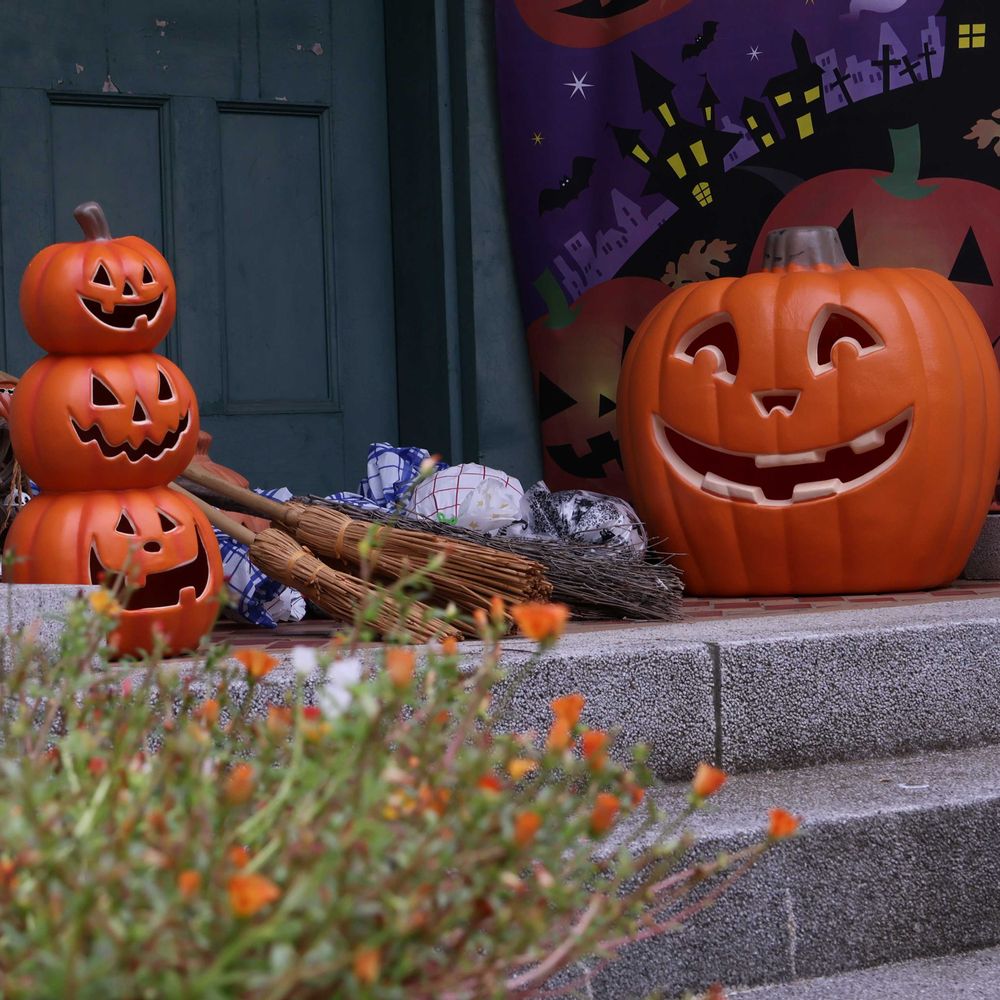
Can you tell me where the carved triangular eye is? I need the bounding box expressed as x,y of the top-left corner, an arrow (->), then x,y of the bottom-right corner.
142,264 -> 154,284
91,375 -> 119,406
158,511 -> 178,532
157,369 -> 174,401
837,211 -> 860,267
93,263 -> 112,286
598,394 -> 616,417
115,511 -> 135,534
538,372 -> 576,421
949,227 -> 992,286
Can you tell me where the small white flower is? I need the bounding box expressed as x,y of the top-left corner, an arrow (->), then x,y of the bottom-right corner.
314,656 -> 363,716
291,645 -> 319,677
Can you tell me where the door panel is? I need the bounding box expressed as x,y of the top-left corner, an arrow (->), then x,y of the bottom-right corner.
0,1 -> 397,494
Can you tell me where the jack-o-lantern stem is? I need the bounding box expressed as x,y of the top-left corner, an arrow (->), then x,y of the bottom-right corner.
73,201 -> 112,242
533,269 -> 579,330
761,226 -> 851,273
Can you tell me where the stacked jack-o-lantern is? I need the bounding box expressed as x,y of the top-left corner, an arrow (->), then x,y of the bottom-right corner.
4,202 -> 223,657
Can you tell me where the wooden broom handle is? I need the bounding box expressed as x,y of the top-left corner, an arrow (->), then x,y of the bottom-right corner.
181,463 -> 297,525
169,482 -> 257,546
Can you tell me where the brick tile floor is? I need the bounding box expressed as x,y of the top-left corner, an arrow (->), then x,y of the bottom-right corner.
208,579 -> 1000,651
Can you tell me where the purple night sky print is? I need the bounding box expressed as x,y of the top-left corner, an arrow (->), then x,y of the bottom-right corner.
494,0 -> 999,501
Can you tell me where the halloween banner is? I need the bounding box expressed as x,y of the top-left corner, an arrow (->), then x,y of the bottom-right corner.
494,0 -> 998,501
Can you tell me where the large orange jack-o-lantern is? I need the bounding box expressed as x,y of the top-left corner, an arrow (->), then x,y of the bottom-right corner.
5,487 -> 223,656
10,352 -> 199,491
19,202 -> 176,355
618,227 -> 1000,596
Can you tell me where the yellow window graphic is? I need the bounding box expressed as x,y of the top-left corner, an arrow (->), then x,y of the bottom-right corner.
775,91 -> 792,106
762,132 -> 775,147
805,86 -> 821,104
631,144 -> 651,164
747,114 -> 758,130
796,113 -> 815,139
959,23 -> 987,49
667,152 -> 687,178
692,182 -> 712,207
705,105 -> 713,122
658,101 -> 676,126
690,140 -> 708,166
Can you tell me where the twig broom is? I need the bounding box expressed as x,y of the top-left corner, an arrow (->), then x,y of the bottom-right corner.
180,465 -> 552,621
170,484 -> 462,643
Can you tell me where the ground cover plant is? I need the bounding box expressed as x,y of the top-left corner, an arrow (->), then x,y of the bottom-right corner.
0,568 -> 798,998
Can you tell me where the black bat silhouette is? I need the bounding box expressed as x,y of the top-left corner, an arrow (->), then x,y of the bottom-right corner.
556,0 -> 651,18
538,156 -> 597,215
681,20 -> 718,60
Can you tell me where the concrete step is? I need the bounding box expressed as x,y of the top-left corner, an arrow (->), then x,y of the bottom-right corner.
732,945 -> 1000,999
494,597 -> 1000,780
583,743 -> 1000,999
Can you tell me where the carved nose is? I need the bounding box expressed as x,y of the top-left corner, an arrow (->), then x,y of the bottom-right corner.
143,541 -> 161,553
754,390 -> 800,416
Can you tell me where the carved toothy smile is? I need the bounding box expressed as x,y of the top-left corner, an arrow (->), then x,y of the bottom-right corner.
72,410 -> 190,462
80,293 -> 164,330
652,408 -> 912,506
89,528 -> 211,609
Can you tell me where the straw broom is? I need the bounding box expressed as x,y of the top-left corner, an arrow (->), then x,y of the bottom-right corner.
180,465 -> 552,620
170,484 -> 462,643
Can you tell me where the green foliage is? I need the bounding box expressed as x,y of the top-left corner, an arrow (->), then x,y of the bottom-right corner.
0,590 -> 775,999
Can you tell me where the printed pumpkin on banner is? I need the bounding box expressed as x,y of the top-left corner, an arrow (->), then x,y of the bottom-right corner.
495,0 -> 1000,525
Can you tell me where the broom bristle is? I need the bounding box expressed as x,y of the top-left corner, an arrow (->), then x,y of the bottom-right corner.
289,504 -> 552,618
249,528 -> 461,643
301,497 -> 684,623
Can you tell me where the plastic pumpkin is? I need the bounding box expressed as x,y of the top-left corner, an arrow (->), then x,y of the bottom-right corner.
618,226 -> 1000,596
4,486 -> 223,656
11,352 -> 199,491
528,270 -> 669,498
19,201 -> 176,355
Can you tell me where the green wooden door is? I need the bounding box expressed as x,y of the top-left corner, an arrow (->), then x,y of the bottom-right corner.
0,1 -> 397,493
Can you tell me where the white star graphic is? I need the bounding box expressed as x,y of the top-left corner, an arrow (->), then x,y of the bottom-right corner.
747,45 -> 763,62
564,71 -> 594,100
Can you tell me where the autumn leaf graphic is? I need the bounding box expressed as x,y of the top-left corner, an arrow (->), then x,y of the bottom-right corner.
662,238 -> 736,289
965,109 -> 1000,157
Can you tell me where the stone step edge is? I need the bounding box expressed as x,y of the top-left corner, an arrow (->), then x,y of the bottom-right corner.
583,742 -> 1000,999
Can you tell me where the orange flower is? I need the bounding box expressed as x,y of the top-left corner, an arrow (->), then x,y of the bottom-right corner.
194,698 -> 220,726
266,705 -> 293,736
417,783 -> 450,816
546,717 -> 572,752
233,649 -> 278,680
224,763 -> 255,805
580,729 -> 609,770
768,808 -> 801,840
551,693 -> 585,728
512,602 -> 570,642
353,945 -> 381,985
385,647 -> 416,688
227,873 -> 280,917
590,793 -> 620,836
506,758 -> 537,781
178,869 -> 201,899
514,810 -> 542,847
477,774 -> 504,794
440,636 -> 459,656
691,762 -> 727,799
490,595 -> 506,626
626,782 -> 645,806
87,756 -> 108,777
88,590 -> 122,619
228,845 -> 251,869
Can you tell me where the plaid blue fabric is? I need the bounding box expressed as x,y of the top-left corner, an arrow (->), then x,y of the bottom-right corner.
326,442 -> 448,510
215,486 -> 306,628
